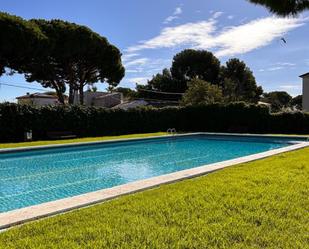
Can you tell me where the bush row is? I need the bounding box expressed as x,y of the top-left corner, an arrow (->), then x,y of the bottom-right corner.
0,102 -> 309,142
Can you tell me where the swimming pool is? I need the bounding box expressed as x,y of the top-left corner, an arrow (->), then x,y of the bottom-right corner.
0,134 -> 304,213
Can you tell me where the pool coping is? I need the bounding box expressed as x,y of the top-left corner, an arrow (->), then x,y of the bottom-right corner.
0,133 -> 309,230
0,132 -> 308,154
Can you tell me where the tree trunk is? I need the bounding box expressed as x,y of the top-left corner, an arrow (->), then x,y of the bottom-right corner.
68,84 -> 74,105
79,85 -> 84,105
51,82 -> 65,105
67,63 -> 76,105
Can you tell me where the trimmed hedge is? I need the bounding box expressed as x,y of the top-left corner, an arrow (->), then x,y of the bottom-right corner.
0,102 -> 309,142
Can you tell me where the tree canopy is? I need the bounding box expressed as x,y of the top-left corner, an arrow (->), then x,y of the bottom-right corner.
137,50 -> 263,104
262,91 -> 292,112
290,95 -> 302,110
0,13 -> 125,105
136,49 -> 222,100
171,49 -> 221,88
26,19 -> 125,104
220,58 -> 263,103
181,79 -> 223,106
0,12 -> 46,76
147,68 -> 180,92
248,0 -> 309,16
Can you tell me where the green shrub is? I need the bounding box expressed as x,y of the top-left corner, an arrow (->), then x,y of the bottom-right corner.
0,102 -> 308,142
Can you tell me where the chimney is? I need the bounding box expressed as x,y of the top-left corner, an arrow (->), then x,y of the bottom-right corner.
300,72 -> 309,112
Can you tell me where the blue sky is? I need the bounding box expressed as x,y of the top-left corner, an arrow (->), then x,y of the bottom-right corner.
1,0 -> 309,102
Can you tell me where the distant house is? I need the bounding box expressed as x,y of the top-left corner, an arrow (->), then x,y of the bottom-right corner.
113,99 -> 178,110
16,93 -> 60,106
16,91 -> 123,108
73,91 -> 123,108
113,100 -> 149,110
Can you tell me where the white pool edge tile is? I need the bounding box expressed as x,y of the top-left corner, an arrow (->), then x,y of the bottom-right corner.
0,140 -> 308,230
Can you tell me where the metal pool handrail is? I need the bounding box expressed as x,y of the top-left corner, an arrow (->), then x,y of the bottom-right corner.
167,128 -> 177,135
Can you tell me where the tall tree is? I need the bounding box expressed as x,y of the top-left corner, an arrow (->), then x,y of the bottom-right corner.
147,68 -> 182,92
181,79 -> 223,106
0,12 -> 46,77
136,68 -> 183,101
138,49 -> 221,99
290,95 -> 302,110
26,19 -> 125,105
248,0 -> 309,16
171,49 -> 221,88
220,58 -> 263,103
262,91 -> 292,112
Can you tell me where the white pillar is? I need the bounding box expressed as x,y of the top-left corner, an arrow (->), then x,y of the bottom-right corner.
300,73 -> 309,112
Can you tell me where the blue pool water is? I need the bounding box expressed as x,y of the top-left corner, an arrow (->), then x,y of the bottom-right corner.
0,135 -> 294,212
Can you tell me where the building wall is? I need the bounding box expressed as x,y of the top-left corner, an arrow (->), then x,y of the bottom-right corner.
18,98 -> 58,106
84,92 -> 108,106
302,76 -> 309,112
73,92 -> 108,105
73,92 -> 122,107
17,98 -> 33,105
93,93 -> 122,108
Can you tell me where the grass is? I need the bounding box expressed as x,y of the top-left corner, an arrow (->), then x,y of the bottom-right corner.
0,147 -> 308,248
0,132 -> 167,149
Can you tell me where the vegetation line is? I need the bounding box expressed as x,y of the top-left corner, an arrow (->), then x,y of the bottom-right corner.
0,132 -> 167,149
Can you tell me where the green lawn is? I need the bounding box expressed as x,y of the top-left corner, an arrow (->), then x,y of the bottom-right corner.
0,147 -> 308,248
0,132 -> 167,149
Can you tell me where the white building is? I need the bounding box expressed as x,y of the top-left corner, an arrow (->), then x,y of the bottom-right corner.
73,91 -> 123,108
16,93 -> 60,106
16,91 -> 123,108
300,72 -> 309,112
113,100 -> 148,110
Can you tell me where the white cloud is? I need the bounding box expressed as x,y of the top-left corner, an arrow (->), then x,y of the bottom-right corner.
127,77 -> 149,85
268,66 -> 284,71
174,7 -> 182,15
211,11 -> 224,19
164,15 -> 179,24
163,6 -> 183,24
124,57 -> 170,76
227,15 -> 234,20
127,20 -> 216,52
279,84 -> 301,90
122,53 -> 140,63
126,69 -> 141,73
275,62 -> 296,66
259,67 -> 284,72
125,58 -> 149,68
212,17 -> 305,57
127,16 -> 306,57
259,62 -> 296,72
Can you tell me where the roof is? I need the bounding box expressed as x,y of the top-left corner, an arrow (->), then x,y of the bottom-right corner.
16,93 -> 58,100
258,101 -> 271,107
94,92 -> 121,100
299,72 -> 309,78
113,100 -> 148,110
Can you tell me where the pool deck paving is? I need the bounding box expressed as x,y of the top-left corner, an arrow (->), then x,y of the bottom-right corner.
0,133 -> 308,230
